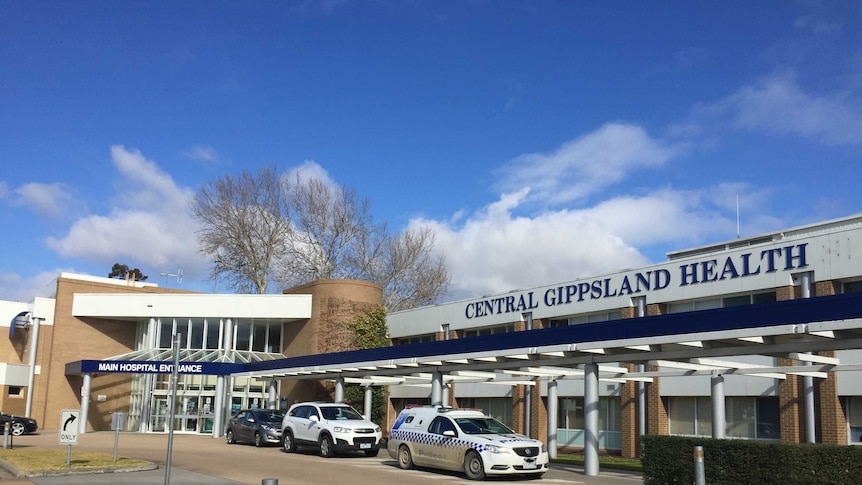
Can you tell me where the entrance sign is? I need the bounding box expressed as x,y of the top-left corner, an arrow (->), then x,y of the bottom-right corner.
59,409 -> 79,444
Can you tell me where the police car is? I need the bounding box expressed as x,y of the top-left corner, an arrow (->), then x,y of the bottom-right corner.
387,406 -> 549,480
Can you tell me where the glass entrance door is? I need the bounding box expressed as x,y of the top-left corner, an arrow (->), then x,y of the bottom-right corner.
179,397 -> 200,432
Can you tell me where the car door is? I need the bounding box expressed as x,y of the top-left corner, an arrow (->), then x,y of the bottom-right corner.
424,416 -> 461,471
293,405 -> 319,443
233,411 -> 250,442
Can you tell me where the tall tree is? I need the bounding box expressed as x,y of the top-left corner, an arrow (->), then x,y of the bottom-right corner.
193,166 -> 450,309
108,263 -> 148,282
191,167 -> 291,294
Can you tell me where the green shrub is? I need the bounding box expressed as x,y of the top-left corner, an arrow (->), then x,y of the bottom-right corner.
642,435 -> 862,485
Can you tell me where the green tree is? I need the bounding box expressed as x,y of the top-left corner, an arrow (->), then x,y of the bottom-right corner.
342,306 -> 388,424
108,263 -> 148,282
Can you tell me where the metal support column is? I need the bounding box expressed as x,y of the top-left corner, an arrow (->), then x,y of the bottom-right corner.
334,377 -> 345,403
547,379 -> 558,459
268,380 -> 277,409
80,373 -> 92,434
711,372 -> 726,439
584,363 -> 599,476
431,371 -> 443,406
364,386 -> 373,420
213,376 -> 225,437
800,272 -> 816,443
25,317 -> 41,418
523,313 -> 533,437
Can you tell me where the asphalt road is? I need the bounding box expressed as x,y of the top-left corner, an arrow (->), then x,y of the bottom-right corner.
0,432 -> 643,485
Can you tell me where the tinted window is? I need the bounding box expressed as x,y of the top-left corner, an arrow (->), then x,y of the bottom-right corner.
321,406 -> 363,420
454,417 -> 514,434
429,417 -> 457,435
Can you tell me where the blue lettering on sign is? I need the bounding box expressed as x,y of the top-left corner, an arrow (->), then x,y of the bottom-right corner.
465,244 -> 808,319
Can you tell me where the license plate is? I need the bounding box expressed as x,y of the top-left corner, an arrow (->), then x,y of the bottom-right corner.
360,443 -> 372,449
523,459 -> 536,470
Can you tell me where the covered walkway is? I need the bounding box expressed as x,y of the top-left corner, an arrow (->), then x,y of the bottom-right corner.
237,292 -> 862,476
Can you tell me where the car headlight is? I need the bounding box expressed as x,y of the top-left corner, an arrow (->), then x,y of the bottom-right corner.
541,444 -> 547,453
483,445 -> 511,454
374,426 -> 381,433
261,424 -> 278,432
333,426 -> 350,433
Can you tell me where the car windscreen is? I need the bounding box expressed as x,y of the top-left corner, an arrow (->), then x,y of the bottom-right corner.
253,410 -> 285,423
321,406 -> 364,421
454,417 -> 515,435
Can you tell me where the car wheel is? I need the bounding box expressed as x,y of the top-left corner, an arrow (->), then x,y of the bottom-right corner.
464,450 -> 486,481
282,431 -> 296,453
254,432 -> 262,447
364,447 -> 380,457
10,423 -> 25,436
226,429 -> 235,444
319,434 -> 335,458
398,445 -> 414,470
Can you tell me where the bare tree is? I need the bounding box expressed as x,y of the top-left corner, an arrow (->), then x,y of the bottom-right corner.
192,167 -> 291,294
376,226 -> 450,312
194,166 -> 450,309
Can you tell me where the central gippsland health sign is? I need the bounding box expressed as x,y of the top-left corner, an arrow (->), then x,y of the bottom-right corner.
59,409 -> 79,444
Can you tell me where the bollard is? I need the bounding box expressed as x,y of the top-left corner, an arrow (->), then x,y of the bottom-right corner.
693,445 -> 705,485
261,479 -> 278,485
2,422 -> 8,449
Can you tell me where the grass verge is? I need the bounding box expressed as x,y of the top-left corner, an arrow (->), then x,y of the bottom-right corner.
0,448 -> 153,475
551,453 -> 643,472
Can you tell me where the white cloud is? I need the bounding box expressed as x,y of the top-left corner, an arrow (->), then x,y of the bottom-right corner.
0,269 -> 61,302
184,145 -> 219,162
286,160 -> 337,187
411,182 -> 783,300
46,146 -> 209,282
495,123 -> 682,206
13,182 -> 79,218
0,181 -> 8,199
692,72 -> 862,145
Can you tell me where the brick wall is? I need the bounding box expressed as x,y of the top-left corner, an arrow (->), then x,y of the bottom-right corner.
646,365 -> 668,436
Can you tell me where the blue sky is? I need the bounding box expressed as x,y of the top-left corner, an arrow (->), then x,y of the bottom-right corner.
2,1 -> 861,302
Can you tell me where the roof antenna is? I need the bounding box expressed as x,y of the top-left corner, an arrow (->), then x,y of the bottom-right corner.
159,268 -> 183,287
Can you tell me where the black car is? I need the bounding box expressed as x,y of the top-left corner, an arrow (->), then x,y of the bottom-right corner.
0,412 -> 38,436
226,409 -> 284,447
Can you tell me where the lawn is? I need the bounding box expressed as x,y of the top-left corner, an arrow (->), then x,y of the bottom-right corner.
0,448 -> 153,475
552,453 -> 643,472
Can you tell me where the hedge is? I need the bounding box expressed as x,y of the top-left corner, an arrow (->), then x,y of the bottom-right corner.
641,435 -> 862,485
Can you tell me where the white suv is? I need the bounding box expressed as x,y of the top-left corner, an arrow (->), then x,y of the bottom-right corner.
281,402 -> 382,457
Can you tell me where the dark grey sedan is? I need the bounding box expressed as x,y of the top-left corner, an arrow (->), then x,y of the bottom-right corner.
226,409 -> 284,447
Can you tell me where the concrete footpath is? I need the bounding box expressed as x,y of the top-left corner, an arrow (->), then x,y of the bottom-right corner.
0,431 -> 643,485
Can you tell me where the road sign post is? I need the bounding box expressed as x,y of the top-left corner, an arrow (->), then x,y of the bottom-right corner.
59,409 -> 79,467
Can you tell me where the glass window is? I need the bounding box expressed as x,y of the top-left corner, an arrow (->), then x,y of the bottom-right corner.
205,319 -> 220,350
158,319 -> 173,349
752,292 -> 776,304
723,295 -> 750,307
695,397 -> 713,437
558,398 -> 584,430
235,322 -> 251,351
669,397 -> 696,435
252,323 -> 267,352
458,397 -> 513,426
726,397 -> 756,438
844,281 -> 862,294
189,319 -> 204,350
757,397 -> 780,439
267,324 -> 282,353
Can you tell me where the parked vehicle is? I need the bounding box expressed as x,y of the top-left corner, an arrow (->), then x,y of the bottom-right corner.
0,412 -> 38,436
388,406 -> 548,480
226,409 -> 284,447
281,402 -> 382,457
